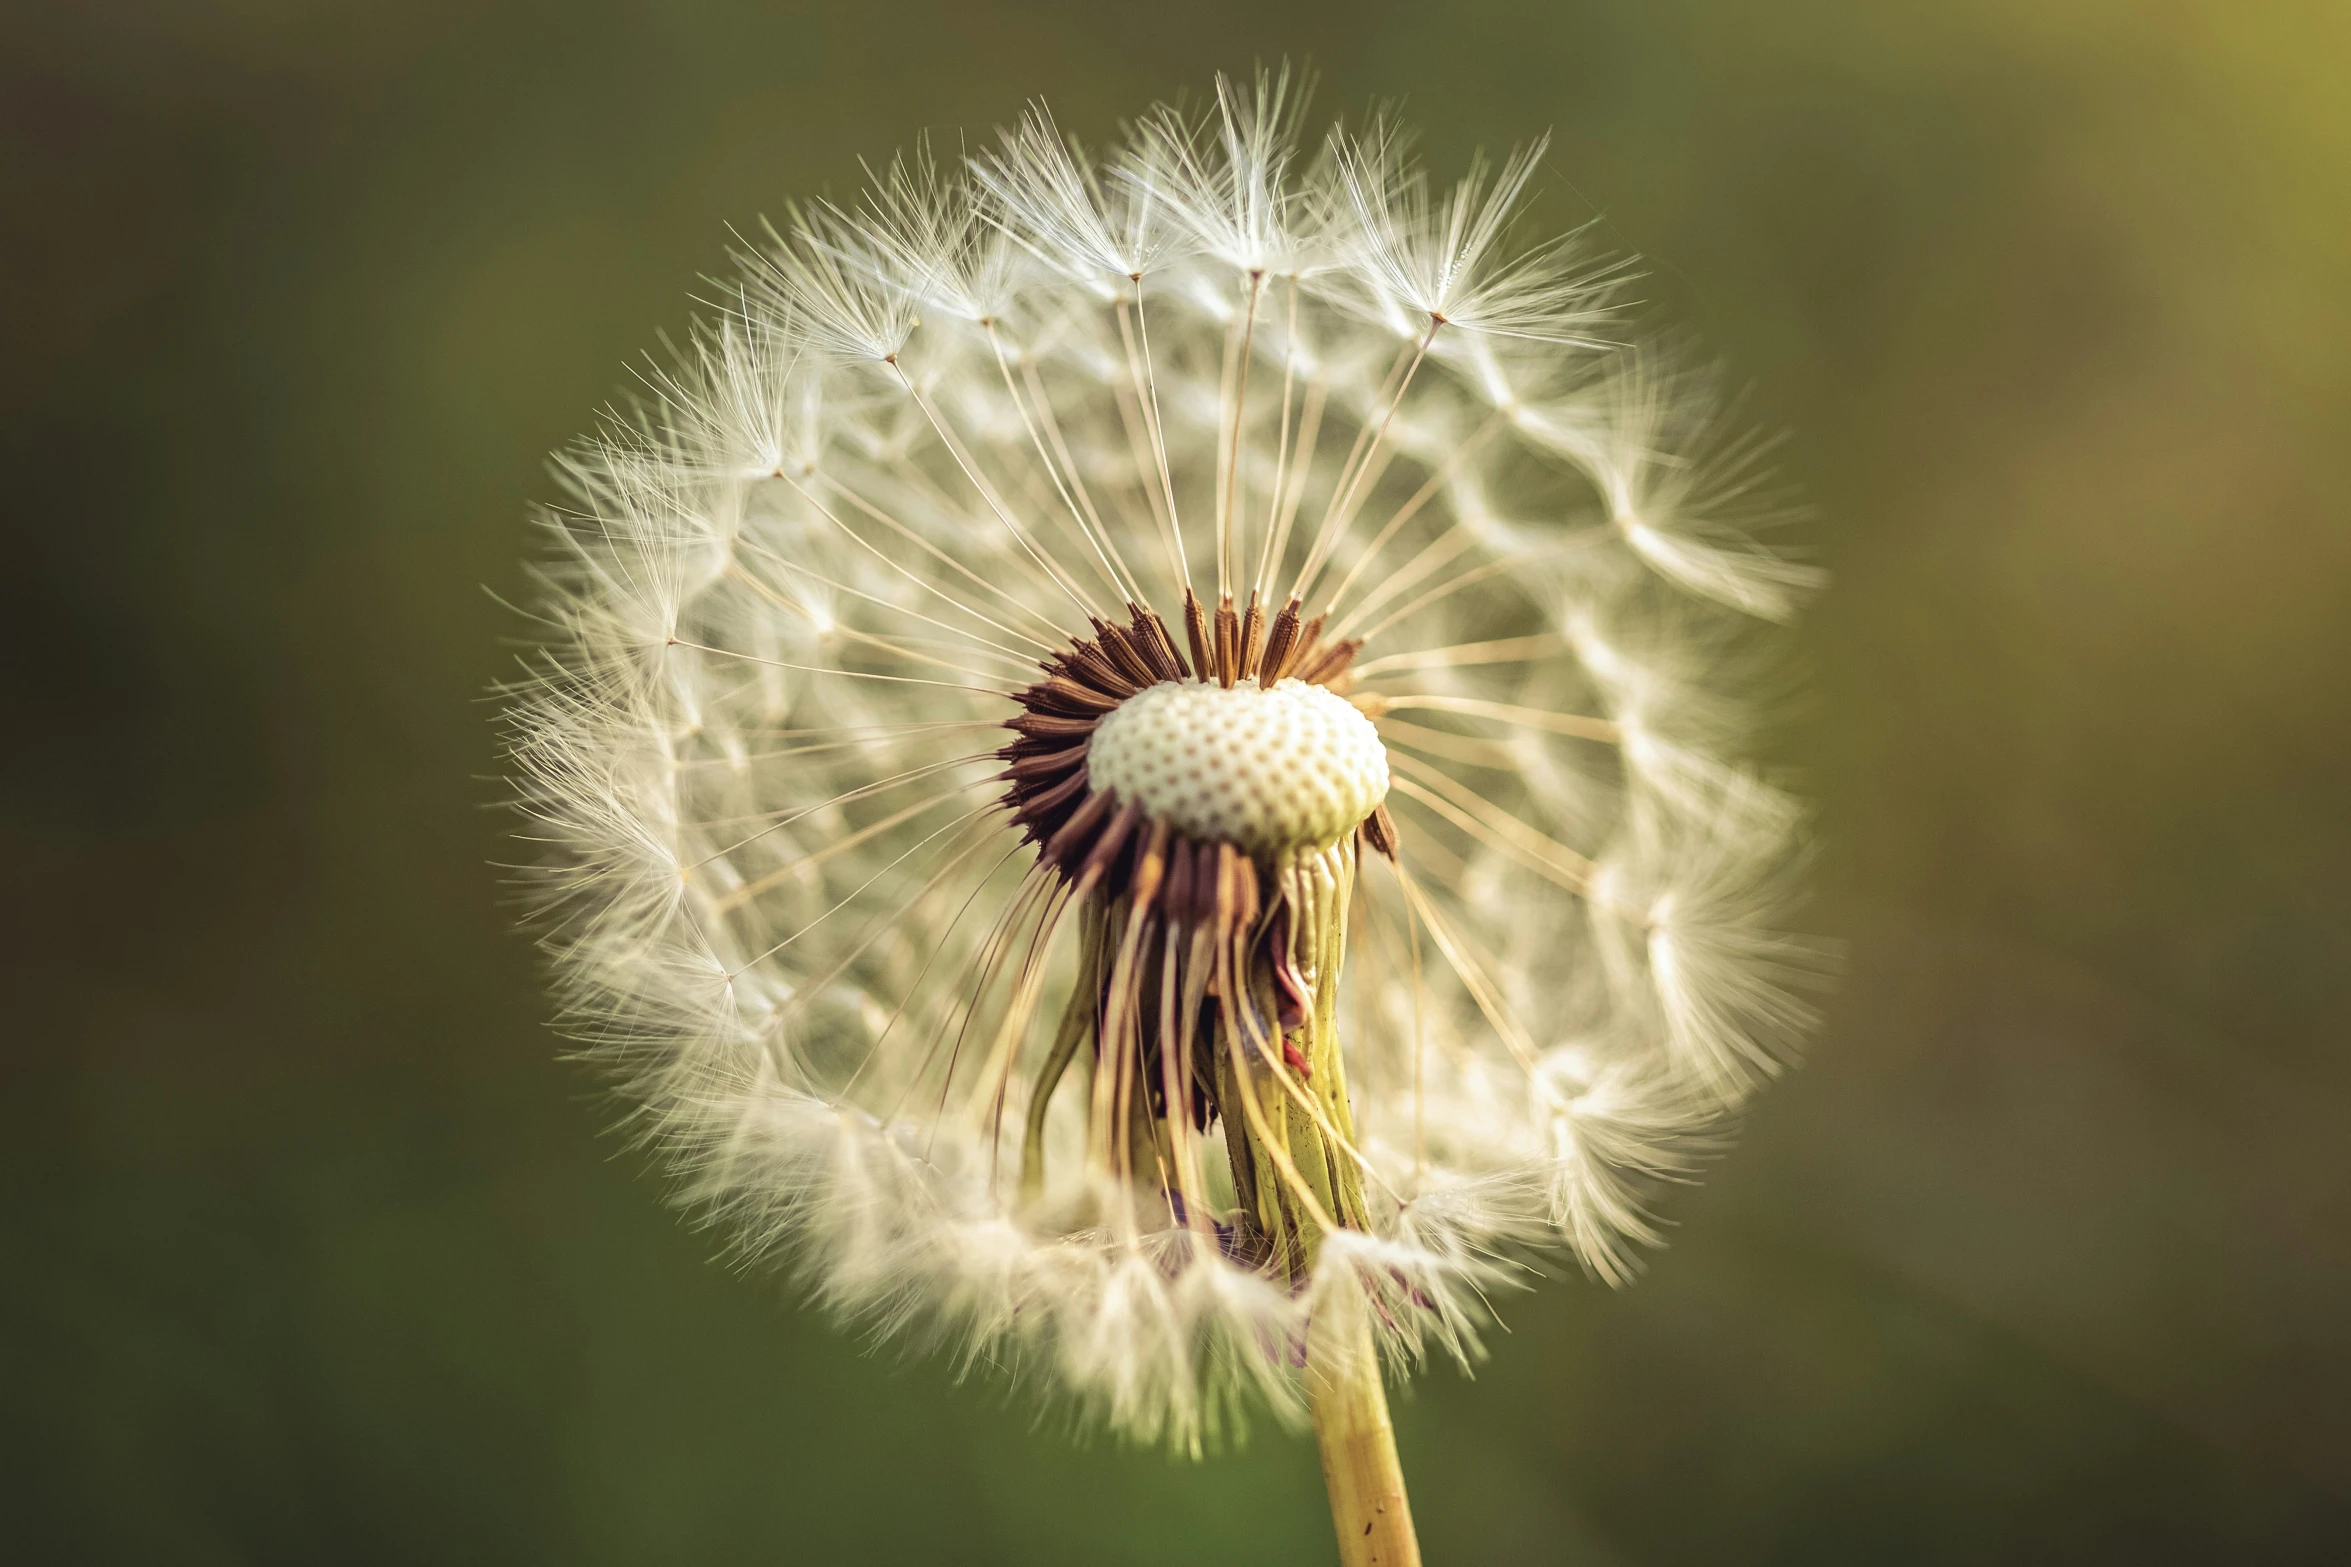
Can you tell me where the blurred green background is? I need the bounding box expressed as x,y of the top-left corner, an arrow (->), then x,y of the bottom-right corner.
5,1 -> 2348,1561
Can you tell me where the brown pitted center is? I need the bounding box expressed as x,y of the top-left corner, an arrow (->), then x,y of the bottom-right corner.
997,590 -> 1397,883
1088,677 -> 1388,856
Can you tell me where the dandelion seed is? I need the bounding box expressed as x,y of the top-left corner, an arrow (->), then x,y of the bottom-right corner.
506,70 -> 1826,1567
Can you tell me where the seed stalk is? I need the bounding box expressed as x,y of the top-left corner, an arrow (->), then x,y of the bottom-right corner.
1310,1312 -> 1421,1567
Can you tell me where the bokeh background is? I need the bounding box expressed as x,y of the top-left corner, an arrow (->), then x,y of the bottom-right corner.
6,1 -> 2348,1561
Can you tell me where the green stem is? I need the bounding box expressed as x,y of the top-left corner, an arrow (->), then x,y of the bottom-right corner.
1309,1313 -> 1421,1567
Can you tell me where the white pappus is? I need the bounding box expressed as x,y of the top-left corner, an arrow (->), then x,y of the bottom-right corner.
503,66 -> 1828,1459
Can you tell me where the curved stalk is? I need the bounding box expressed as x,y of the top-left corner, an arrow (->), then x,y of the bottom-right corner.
1309,1312 -> 1421,1566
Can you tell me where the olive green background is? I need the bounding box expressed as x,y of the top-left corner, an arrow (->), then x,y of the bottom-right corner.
6,2 -> 2347,1561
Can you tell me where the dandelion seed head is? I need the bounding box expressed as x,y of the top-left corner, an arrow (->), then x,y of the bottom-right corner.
505,70 -> 1828,1450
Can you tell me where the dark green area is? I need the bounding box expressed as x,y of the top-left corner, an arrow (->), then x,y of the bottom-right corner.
5,1 -> 2347,1561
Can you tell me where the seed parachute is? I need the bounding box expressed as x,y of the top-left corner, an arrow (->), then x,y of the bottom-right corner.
505,68 -> 1828,1467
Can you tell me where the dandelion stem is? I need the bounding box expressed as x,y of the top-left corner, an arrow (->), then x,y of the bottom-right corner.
1310,1312 -> 1422,1567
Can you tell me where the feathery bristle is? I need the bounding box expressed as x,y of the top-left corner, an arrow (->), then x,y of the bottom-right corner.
505,68 -> 1826,1452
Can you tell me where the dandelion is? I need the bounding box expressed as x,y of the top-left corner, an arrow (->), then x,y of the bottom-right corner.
506,69 -> 1825,1565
